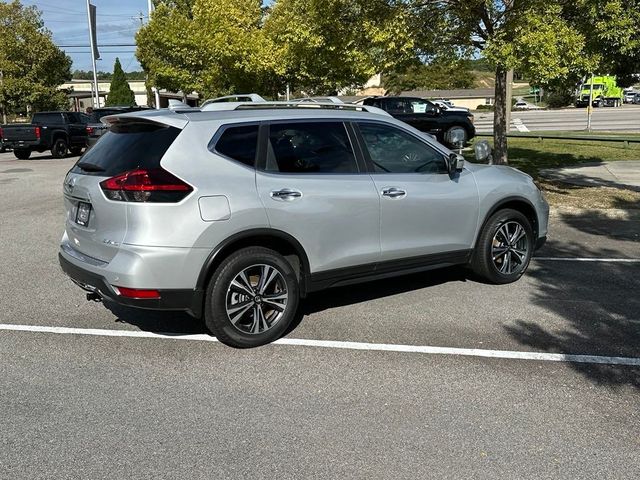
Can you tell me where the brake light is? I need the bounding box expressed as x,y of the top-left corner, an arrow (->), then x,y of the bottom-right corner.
100,168 -> 193,202
86,126 -> 95,135
34,126 -> 41,139
0,127 -> 3,139
114,286 -> 161,299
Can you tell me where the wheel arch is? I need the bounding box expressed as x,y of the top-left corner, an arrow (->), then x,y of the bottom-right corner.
474,196 -> 539,248
196,228 -> 311,296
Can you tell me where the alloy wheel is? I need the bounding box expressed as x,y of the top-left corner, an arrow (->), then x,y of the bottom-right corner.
225,264 -> 288,335
491,221 -> 529,275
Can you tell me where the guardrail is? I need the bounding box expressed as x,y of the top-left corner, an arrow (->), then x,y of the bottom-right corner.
476,133 -> 640,147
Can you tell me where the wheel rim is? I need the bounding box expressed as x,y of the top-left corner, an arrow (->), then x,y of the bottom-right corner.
55,142 -> 65,156
225,264 -> 288,335
491,221 -> 529,275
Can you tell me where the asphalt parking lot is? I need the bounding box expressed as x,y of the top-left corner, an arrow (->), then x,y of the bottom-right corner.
1,151 -> 639,479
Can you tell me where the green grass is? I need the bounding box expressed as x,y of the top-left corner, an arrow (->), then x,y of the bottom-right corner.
466,136 -> 640,209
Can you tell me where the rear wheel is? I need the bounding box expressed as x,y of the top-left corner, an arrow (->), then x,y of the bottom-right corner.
51,138 -> 68,158
14,149 -> 31,160
471,209 -> 534,284
204,247 -> 300,348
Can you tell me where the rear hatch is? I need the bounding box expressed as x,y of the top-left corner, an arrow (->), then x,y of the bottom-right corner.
3,124 -> 38,142
63,119 -> 184,263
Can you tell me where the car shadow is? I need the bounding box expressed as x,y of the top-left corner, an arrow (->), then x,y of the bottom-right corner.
506,236 -> 640,390
104,265 -> 471,337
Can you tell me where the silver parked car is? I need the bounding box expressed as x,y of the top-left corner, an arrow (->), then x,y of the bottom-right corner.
59,103 -> 549,348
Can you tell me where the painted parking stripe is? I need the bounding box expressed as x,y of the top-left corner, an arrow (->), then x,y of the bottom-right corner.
1,323 -> 638,366
534,257 -> 640,263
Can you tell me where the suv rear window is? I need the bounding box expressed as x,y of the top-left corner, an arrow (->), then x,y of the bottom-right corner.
70,123 -> 180,176
212,124 -> 259,167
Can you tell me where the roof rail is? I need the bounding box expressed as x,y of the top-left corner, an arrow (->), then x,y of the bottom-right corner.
234,101 -> 390,116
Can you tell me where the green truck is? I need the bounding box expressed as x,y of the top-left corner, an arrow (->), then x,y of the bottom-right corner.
575,75 -> 624,108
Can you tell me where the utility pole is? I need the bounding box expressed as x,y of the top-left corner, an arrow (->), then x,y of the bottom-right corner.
86,0 -> 100,108
145,1 -> 161,109
587,73 -> 594,131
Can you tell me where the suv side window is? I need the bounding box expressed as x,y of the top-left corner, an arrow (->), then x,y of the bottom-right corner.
213,124 -> 259,168
266,122 -> 357,174
358,122 -> 446,174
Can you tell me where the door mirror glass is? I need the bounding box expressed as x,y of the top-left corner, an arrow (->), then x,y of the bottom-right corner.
474,140 -> 493,162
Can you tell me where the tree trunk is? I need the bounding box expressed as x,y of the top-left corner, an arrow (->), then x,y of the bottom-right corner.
493,67 -> 509,165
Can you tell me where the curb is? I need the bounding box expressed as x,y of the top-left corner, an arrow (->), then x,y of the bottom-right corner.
550,206 -> 640,219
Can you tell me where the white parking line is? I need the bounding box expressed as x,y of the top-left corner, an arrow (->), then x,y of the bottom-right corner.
534,257 -> 640,263
1,323 -> 638,366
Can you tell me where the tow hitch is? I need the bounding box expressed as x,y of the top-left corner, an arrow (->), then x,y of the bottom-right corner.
86,292 -> 102,302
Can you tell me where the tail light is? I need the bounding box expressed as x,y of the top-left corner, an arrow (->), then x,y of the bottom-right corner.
86,126 -> 95,135
100,168 -> 193,203
35,126 -> 41,139
0,127 -> 3,139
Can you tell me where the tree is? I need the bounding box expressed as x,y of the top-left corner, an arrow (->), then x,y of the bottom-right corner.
262,0 -> 415,94
105,58 -> 136,106
137,0 -> 267,99
407,1 -> 594,164
0,1 -> 72,119
136,0 -> 414,99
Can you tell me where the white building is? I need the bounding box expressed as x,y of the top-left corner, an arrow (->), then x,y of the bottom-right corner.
60,79 -> 199,111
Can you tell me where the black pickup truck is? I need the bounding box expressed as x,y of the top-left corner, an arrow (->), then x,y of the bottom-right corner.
1,111 -> 89,159
362,96 -> 475,148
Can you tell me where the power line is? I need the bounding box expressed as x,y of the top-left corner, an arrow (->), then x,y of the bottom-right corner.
58,43 -> 138,47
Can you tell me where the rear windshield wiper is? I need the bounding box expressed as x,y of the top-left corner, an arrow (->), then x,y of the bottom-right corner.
76,162 -> 105,173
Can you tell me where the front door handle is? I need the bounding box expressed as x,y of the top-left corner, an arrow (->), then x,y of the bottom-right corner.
381,187 -> 406,198
270,188 -> 302,201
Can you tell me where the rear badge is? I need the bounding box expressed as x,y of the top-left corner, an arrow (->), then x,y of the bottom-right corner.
75,202 -> 91,226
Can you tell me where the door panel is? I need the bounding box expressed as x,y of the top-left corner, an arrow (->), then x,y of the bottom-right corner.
372,171 -> 479,260
256,121 -> 380,273
357,121 -> 479,260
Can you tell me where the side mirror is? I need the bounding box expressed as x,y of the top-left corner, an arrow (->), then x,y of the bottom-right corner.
474,140 -> 493,163
446,153 -> 464,174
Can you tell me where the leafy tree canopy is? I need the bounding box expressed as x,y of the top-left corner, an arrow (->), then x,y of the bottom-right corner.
0,1 -> 72,114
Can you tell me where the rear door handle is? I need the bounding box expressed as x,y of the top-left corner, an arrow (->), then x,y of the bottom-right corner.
381,187 -> 406,198
270,189 -> 302,201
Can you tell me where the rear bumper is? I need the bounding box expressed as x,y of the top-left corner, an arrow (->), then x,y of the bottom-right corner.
58,252 -> 204,318
3,139 -> 43,150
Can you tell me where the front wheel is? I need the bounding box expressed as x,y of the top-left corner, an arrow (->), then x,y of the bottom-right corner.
51,138 -> 68,158
204,247 -> 300,348
471,209 -> 534,284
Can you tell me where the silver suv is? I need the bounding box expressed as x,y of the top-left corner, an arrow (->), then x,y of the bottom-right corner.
59,103 -> 549,348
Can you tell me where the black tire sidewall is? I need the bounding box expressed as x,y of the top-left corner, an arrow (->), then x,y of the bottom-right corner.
51,138 -> 68,158
14,149 -> 31,160
474,209 -> 534,284
205,247 -> 300,348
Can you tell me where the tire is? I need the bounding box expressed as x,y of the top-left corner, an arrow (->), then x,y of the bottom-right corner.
14,149 -> 31,160
69,146 -> 83,156
204,246 -> 300,348
51,138 -> 68,158
471,208 -> 534,284
444,126 -> 468,148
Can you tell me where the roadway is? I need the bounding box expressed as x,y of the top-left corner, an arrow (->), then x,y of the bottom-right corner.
474,104 -> 640,133
1,152 -> 639,479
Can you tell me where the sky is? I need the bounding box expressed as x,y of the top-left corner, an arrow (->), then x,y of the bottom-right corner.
23,0 -> 150,72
